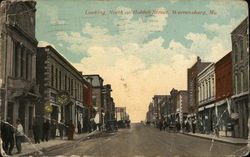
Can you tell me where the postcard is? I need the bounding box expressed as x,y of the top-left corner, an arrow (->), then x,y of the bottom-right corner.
0,0 -> 249,156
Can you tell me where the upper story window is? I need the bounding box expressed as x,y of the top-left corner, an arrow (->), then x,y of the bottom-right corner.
55,68 -> 58,89
65,75 -> 67,90
235,75 -> 238,94
240,71 -> 244,93
51,65 -> 54,87
234,44 -> 238,63
59,71 -> 62,90
240,40 -> 244,60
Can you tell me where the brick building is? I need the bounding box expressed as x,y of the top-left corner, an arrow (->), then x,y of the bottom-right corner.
215,51 -> 233,137
231,16 -> 249,138
176,90 -> 188,127
83,75 -> 104,125
187,57 -> 211,120
0,0 -> 39,136
37,46 -> 84,127
82,78 -> 93,119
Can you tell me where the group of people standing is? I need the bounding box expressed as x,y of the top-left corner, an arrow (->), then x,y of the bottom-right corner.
153,118 -> 197,133
1,118 -> 24,155
32,119 -> 77,143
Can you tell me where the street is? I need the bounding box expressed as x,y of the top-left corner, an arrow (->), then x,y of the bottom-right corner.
39,123 -> 247,157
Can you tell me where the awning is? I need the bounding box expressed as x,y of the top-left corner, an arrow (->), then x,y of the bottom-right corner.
198,107 -> 205,111
215,99 -> 227,107
205,103 -> 215,109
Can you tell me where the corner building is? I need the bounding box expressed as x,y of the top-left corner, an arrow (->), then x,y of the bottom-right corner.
37,46 -> 84,127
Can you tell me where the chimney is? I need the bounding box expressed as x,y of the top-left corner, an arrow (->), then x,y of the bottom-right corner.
197,56 -> 201,62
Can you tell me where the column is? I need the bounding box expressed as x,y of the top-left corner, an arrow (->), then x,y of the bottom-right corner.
17,46 -> 21,78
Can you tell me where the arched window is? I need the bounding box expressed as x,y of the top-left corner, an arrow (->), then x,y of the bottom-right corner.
240,40 -> 244,59
233,44 -> 238,63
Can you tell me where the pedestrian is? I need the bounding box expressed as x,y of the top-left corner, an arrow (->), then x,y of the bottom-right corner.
32,119 -> 41,144
77,121 -> 81,134
42,120 -> 50,142
67,120 -> 75,140
1,117 -> 14,155
58,120 -> 64,139
192,119 -> 196,134
15,119 -> 24,154
50,121 -> 57,139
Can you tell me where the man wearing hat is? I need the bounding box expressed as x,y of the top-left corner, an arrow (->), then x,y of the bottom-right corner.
1,117 -> 14,155
15,119 -> 24,154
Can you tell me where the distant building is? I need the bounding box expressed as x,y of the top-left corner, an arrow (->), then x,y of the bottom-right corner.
187,57 -> 211,119
215,52 -> 233,137
37,46 -> 84,127
176,90 -> 188,126
152,95 -> 169,122
82,78 -> 93,132
103,84 -> 115,121
170,88 -> 178,122
197,63 -> 216,134
231,16 -> 249,138
83,75 -> 104,125
0,0 -> 39,136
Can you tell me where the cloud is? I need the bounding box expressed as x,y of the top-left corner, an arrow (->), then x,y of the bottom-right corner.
206,0 -> 247,17
56,7 -> 168,54
37,4 -> 65,25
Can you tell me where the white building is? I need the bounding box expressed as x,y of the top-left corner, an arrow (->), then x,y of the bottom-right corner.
197,63 -> 216,134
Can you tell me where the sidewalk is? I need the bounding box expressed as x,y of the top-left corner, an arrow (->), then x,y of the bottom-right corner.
182,132 -> 248,145
10,130 -> 101,157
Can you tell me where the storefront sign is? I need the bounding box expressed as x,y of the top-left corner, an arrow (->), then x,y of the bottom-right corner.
45,105 -> 53,113
57,91 -> 70,106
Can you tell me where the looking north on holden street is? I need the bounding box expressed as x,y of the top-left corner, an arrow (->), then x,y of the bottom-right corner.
0,0 -> 249,156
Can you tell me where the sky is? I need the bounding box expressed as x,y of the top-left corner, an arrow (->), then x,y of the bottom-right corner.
36,0 -> 248,122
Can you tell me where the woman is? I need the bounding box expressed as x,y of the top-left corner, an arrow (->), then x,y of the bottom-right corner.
67,121 -> 75,140
15,119 -> 24,154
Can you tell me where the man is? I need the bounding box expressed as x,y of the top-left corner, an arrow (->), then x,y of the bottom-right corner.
1,118 -> 14,155
32,119 -> 41,144
77,121 -> 81,134
67,120 -> 75,140
58,120 -> 64,139
42,120 -> 50,142
15,119 -> 24,154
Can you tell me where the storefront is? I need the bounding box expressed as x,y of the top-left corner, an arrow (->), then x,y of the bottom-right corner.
232,95 -> 249,138
216,100 -> 232,137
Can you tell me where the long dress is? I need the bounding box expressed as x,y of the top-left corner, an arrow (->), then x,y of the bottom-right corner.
67,124 -> 75,140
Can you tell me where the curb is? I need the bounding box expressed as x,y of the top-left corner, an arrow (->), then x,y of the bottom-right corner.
181,133 -> 248,145
20,131 -> 103,156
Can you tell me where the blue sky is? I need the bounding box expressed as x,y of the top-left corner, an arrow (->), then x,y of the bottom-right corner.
36,0 -> 248,122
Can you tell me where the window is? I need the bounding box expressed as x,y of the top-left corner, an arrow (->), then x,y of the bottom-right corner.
240,40 -> 243,59
237,74 -> 241,94
92,95 -> 97,106
26,52 -> 29,80
235,75 -> 238,94
20,48 -> 24,78
51,65 -> 54,87
212,77 -> 215,97
14,43 -> 19,77
68,77 -> 70,92
65,75 -> 67,90
71,79 -> 73,96
59,71 -> 62,90
55,68 -> 58,89
234,44 -> 238,63
240,71 -> 244,92
208,79 -> 211,98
